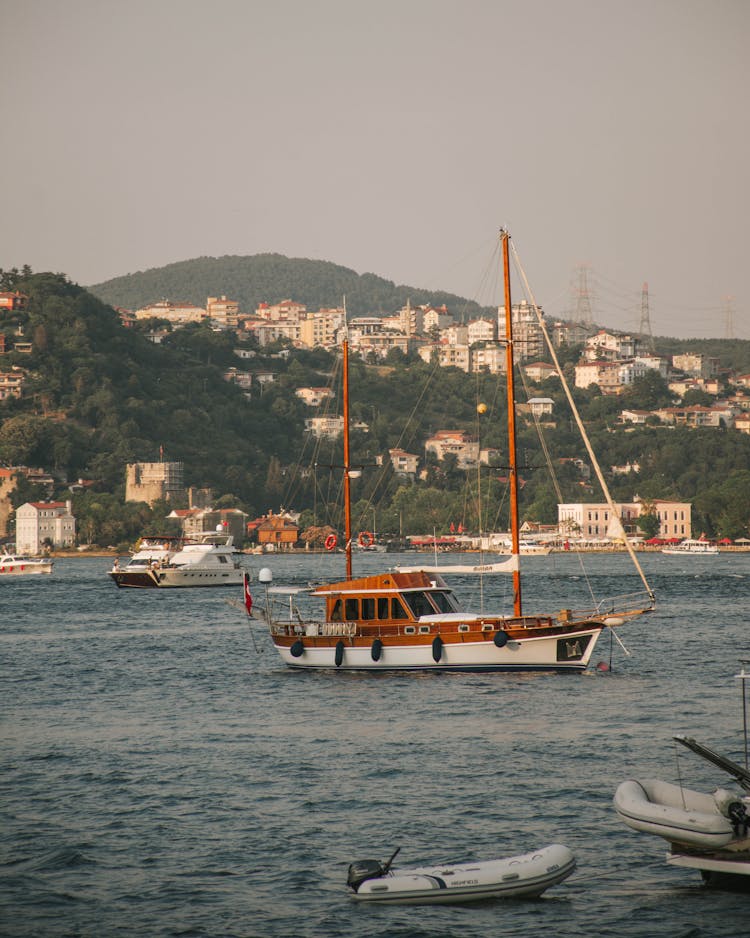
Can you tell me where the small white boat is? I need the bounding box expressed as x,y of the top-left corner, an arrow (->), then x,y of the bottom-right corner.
614,778 -> 742,849
661,538 -> 718,555
0,553 -> 53,576
347,844 -> 576,903
614,666 -> 750,888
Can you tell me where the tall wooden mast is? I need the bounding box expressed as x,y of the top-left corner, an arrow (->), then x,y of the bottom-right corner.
342,335 -> 353,578
501,229 -> 522,615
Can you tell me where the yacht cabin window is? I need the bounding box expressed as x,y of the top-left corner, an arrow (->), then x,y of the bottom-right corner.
391,598 -> 409,619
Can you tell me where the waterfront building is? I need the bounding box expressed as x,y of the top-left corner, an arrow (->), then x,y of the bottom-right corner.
15,500 -> 76,553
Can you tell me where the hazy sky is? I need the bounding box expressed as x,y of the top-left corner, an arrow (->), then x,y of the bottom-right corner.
2,0 -> 748,338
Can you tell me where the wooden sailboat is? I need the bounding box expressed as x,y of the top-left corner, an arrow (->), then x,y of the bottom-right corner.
261,230 -> 655,672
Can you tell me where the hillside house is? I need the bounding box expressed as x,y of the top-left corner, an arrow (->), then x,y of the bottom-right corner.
526,397 -> 554,417
425,430 -> 479,468
583,330 -> 638,362
0,367 -> 25,400
252,512 -> 299,551
524,361 -> 557,383
389,448 -> 419,476
296,387 -> 334,407
0,291 -> 28,311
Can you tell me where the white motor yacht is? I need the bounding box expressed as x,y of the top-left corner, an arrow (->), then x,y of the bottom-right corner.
144,532 -> 245,588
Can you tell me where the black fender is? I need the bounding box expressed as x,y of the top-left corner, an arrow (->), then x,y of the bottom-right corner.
371,638 -> 383,661
432,635 -> 443,662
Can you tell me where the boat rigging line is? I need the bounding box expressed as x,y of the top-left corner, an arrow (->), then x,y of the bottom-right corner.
510,238 -> 655,608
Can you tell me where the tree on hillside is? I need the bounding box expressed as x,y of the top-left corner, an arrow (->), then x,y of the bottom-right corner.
620,371 -> 675,410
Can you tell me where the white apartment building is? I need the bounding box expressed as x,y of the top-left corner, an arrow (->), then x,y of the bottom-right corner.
672,353 -> 720,379
417,343 -> 471,371
298,308 -> 344,349
575,359 -> 648,394
422,305 -> 453,333
442,324 -> 469,346
467,318 -> 496,343
134,300 -> 206,324
206,295 -> 240,327
471,343 -> 506,374
498,301 -> 545,361
395,301 -> 425,336
15,501 -> 76,553
255,299 -> 307,321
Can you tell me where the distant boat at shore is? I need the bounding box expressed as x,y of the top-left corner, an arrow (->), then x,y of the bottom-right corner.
661,539 -> 719,556
0,553 -> 53,576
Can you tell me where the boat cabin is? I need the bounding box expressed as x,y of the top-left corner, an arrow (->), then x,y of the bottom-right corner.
313,570 -> 460,627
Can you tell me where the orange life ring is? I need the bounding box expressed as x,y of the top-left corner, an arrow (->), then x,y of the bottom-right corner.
358,531 -> 374,548
325,534 -> 337,551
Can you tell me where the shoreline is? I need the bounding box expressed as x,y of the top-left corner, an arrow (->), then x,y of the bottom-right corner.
47,545 -> 750,558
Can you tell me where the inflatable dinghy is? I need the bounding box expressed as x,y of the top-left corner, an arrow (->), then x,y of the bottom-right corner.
614,778 -> 740,849
347,844 -> 576,903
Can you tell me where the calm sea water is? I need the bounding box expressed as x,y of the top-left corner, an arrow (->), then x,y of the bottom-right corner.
2,551 -> 749,937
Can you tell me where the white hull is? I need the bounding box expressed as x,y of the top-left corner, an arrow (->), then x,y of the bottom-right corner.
396,556 -> 519,575
274,626 -> 602,672
351,844 -> 575,903
0,556 -> 53,576
667,851 -> 750,879
151,567 -> 245,588
614,779 -> 736,848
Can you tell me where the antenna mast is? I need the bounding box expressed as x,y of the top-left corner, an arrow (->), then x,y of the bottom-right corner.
639,281 -> 655,353
573,264 -> 594,328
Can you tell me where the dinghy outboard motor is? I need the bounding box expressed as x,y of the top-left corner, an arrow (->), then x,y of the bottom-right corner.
347,847 -> 400,892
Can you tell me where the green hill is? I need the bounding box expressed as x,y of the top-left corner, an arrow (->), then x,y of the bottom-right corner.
88,253 -> 490,319
2,265 -> 750,547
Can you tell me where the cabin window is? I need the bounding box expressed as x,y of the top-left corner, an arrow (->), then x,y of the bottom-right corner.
391,598 -> 409,619
481,623 -> 492,631
404,626 -> 416,635
345,598 -> 359,620
331,599 -> 343,621
361,597 -> 375,620
218,555 -> 228,564
430,590 -> 458,613
418,625 -> 431,634
402,591 -> 435,618
458,624 -> 470,633
377,597 -> 389,619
